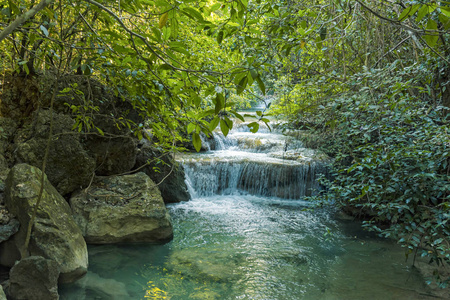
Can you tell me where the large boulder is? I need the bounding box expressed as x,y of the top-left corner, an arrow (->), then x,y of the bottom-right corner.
14,110 -> 96,195
135,144 -> 189,203
70,172 -> 173,244
9,256 -> 60,300
4,164 -> 88,283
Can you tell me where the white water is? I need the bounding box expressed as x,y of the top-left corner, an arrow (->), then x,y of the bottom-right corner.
180,122 -> 328,199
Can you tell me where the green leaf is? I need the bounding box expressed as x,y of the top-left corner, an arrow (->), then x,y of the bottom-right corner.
192,132 -> 202,152
398,5 -> 420,21
40,25 -> 49,37
159,12 -> 169,29
424,19 -> 439,47
247,122 -> 259,133
220,119 -> 230,136
182,7 -> 204,22
209,117 -> 220,131
441,7 -> 450,18
256,76 -> 266,95
214,93 -> 224,114
416,4 -> 436,22
230,111 -> 245,122
236,76 -> 248,95
187,122 -> 196,134
217,30 -> 224,44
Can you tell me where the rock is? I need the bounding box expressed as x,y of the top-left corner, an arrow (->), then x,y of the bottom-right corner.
0,236 -> 20,267
70,172 -> 173,244
85,133 -> 137,176
4,164 -> 88,283
135,144 -> 189,203
14,110 -> 96,195
0,218 -> 19,243
9,256 -> 59,300
61,271 -> 130,300
0,118 -> 18,169
166,248 -> 243,283
0,285 -> 6,300
0,155 -> 9,184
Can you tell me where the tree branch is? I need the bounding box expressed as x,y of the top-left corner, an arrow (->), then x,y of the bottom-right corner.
0,0 -> 54,42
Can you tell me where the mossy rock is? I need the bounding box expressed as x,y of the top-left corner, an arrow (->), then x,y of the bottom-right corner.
4,164 -> 88,283
70,172 -> 173,244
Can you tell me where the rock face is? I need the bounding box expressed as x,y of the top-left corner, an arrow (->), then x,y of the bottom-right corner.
9,256 -> 60,300
70,172 -> 173,244
135,144 -> 189,203
14,110 -> 96,195
85,134 -> 137,176
4,164 -> 88,283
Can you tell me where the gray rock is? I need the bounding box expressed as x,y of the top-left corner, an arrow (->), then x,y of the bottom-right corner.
14,110 -> 96,195
85,134 -> 137,176
4,164 -> 88,283
135,144 -> 189,203
9,256 -> 59,300
70,172 -> 173,244
0,218 -> 19,243
0,117 -> 18,157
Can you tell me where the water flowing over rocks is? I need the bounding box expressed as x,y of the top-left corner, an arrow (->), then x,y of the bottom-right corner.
13,110 -> 96,195
3,164 -> 88,283
70,172 -> 173,244
181,122 -> 329,199
8,256 -> 60,300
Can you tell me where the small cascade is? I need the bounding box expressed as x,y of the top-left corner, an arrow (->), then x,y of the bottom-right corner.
184,159 -> 325,199
180,119 -> 329,200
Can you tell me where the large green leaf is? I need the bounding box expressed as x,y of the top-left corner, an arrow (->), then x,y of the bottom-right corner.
424,19 -> 439,47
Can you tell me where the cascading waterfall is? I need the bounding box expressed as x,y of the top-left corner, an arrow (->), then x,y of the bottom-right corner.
181,122 -> 328,199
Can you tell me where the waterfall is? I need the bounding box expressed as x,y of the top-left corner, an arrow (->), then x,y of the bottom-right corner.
180,121 -> 328,200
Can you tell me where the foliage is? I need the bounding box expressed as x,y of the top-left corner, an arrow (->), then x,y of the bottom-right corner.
260,0 -> 450,287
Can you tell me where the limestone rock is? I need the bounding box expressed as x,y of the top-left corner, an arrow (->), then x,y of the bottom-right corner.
9,256 -> 59,300
4,164 -> 88,283
14,110 -> 96,195
70,172 -> 173,244
135,144 -> 189,203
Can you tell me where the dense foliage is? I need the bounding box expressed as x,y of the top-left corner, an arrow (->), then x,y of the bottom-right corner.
266,0 -> 450,287
1,0 -> 449,287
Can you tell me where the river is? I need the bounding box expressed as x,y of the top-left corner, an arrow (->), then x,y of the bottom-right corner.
60,119 -> 436,299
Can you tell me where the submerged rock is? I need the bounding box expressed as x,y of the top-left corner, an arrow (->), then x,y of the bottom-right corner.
9,256 -> 59,300
166,249 -> 242,283
135,144 -> 189,203
14,110 -> 96,195
70,172 -> 173,244
61,271 -> 130,300
4,164 -> 88,283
